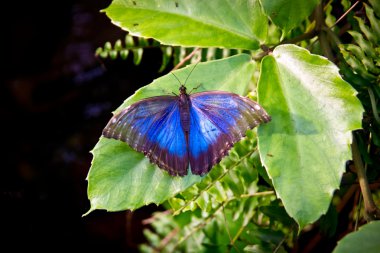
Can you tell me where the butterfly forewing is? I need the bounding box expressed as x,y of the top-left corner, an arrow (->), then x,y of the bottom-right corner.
103,96 -> 189,176
188,91 -> 271,175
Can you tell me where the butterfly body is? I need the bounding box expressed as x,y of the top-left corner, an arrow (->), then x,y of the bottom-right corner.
178,85 -> 191,133
103,85 -> 270,176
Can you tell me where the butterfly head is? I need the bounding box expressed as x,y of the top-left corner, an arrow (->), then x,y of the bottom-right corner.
179,85 -> 187,95
172,61 -> 200,95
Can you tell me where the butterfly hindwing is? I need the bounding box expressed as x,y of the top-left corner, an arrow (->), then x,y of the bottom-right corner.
103,96 -> 189,176
188,91 -> 271,175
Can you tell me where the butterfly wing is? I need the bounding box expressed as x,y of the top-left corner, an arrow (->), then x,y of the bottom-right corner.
102,96 -> 189,176
188,91 -> 271,175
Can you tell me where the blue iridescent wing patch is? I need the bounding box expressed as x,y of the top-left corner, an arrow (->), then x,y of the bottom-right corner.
103,96 -> 189,176
188,91 -> 271,175
103,87 -> 271,176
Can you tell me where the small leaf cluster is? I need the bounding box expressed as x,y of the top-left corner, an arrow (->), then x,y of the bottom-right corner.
95,34 -> 148,64
95,34 -> 247,72
339,1 -> 380,87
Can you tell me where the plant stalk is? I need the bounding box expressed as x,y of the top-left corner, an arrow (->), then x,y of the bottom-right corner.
352,133 -> 380,220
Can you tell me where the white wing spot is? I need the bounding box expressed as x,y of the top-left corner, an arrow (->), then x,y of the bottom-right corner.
254,104 -> 261,110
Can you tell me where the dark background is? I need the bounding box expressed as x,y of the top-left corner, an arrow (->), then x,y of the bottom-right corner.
2,0 -> 164,251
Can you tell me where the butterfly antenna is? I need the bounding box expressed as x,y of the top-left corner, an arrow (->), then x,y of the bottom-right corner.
171,72 -> 182,86
183,61 -> 200,86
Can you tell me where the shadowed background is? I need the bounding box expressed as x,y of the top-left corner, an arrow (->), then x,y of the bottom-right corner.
2,0 -> 165,251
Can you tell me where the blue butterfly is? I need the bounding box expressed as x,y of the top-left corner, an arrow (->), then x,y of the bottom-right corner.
103,80 -> 270,176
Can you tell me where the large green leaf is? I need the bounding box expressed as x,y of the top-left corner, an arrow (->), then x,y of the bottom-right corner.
333,221 -> 380,253
86,54 -> 255,213
104,0 -> 267,50
262,0 -> 319,34
257,45 -> 363,229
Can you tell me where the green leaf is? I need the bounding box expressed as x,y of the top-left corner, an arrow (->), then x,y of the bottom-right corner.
114,39 -> 123,50
333,221 -> 380,253
354,16 -> 378,45
365,3 -> 380,43
262,0 -> 319,34
257,45 -> 363,229
86,54 -> 255,213
158,46 -> 172,72
104,0 -> 268,50
348,31 -> 377,59
104,41 -> 112,51
369,0 -> 380,17
132,48 -> 143,65
120,49 -> 129,60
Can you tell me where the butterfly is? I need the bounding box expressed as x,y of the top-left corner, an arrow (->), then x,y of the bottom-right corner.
102,72 -> 271,176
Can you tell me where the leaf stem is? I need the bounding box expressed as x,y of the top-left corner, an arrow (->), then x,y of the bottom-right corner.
222,205 -> 241,253
253,28 -> 319,60
282,30 -> 318,45
330,0 -> 360,29
315,3 -> 335,61
273,236 -> 287,253
172,47 -> 200,71
352,133 -> 380,220
142,209 -> 172,225
354,194 -> 363,231
155,227 -> 180,253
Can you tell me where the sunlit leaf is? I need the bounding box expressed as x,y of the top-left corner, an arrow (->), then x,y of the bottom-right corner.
105,0 -> 268,50
257,44 -> 363,229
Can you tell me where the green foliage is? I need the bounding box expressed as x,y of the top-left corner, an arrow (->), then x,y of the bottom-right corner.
338,0 -> 380,174
140,199 -> 293,253
87,0 -> 380,252
95,34 -> 148,65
